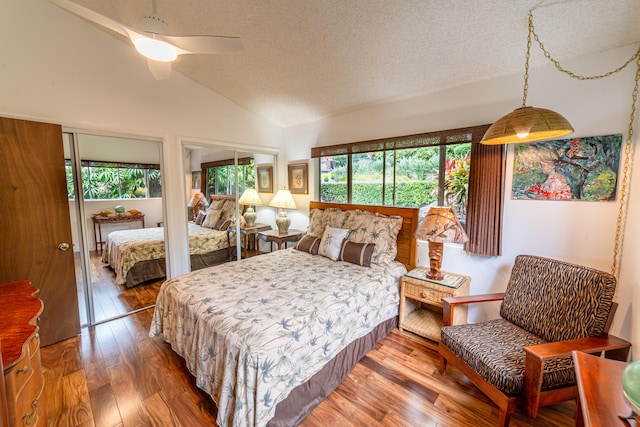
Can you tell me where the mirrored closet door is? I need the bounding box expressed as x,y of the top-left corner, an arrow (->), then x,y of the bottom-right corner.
184,143 -> 278,267
64,132 -> 164,326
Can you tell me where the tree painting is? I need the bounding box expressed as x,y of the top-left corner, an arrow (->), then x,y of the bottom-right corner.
512,134 -> 622,201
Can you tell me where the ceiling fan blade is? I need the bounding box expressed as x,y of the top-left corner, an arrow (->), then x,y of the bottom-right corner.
49,0 -> 130,39
147,59 -> 172,80
161,35 -> 244,55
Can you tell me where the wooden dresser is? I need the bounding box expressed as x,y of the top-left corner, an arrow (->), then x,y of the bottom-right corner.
0,281 -> 46,427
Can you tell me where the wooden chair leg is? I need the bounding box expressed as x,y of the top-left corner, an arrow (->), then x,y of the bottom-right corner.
439,354 -> 448,373
497,409 -> 510,427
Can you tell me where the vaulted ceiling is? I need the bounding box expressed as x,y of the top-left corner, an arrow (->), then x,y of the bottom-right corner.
54,0 -> 640,128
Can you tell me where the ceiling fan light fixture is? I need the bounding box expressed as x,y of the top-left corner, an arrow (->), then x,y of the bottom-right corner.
481,106 -> 574,145
134,37 -> 177,62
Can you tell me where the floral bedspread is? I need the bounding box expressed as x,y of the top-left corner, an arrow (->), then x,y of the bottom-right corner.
103,223 -> 231,285
149,249 -> 405,427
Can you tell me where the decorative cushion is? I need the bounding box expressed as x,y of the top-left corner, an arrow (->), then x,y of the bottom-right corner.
342,210 -> 403,266
295,235 -> 321,255
441,319 -> 575,396
339,241 -> 375,267
500,255 -> 616,343
195,210 -> 207,226
318,226 -> 350,261
202,209 -> 222,228
212,219 -> 232,231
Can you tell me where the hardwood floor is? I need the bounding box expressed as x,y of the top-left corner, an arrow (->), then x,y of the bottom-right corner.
75,251 -> 163,325
41,310 -> 576,427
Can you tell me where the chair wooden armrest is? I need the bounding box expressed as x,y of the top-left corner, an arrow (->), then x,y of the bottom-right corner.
442,292 -> 505,326
522,334 -> 631,417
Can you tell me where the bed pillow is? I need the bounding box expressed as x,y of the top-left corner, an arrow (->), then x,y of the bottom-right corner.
295,235 -> 321,255
306,208 -> 325,237
343,210 -> 403,266
318,226 -> 350,261
202,209 -> 222,228
220,200 -> 237,220
208,199 -> 225,211
195,210 -> 207,225
339,241 -> 375,267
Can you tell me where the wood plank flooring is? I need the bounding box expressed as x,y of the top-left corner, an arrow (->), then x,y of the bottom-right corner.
40,309 -> 576,427
75,251 -> 163,325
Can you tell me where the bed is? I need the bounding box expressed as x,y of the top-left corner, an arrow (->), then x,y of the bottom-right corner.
103,195 -> 241,288
149,202 -> 419,427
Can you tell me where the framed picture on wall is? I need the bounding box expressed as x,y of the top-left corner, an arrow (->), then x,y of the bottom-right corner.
288,162 -> 308,194
257,165 -> 273,193
191,170 -> 201,190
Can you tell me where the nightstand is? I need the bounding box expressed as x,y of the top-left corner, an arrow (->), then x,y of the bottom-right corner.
399,267 -> 470,345
257,229 -> 303,251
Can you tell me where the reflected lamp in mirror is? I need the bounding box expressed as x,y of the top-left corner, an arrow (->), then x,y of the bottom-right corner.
268,189 -> 297,234
414,207 -> 468,281
187,191 -> 208,220
238,188 -> 263,227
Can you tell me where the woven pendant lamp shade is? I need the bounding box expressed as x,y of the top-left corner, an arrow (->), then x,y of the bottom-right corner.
481,106 -> 574,145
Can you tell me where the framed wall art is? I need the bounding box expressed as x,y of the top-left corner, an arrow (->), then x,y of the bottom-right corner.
191,170 -> 201,190
511,134 -> 622,201
288,162 -> 308,194
257,165 -> 273,193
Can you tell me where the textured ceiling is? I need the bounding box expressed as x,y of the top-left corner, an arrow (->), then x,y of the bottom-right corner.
56,0 -> 640,127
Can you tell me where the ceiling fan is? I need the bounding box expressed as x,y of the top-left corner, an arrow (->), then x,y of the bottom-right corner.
49,0 -> 243,80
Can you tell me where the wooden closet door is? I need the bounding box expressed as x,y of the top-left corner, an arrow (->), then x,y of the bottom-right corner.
0,117 -> 80,346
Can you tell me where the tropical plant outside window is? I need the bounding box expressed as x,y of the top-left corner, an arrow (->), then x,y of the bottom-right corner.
320,143 -> 471,224
65,160 -> 162,200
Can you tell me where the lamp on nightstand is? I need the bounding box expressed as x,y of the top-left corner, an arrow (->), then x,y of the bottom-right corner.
238,188 -> 263,227
268,189 -> 297,234
414,207 -> 468,281
187,191 -> 208,220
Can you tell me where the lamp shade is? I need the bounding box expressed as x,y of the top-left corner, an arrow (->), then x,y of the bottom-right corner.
238,188 -> 263,206
187,192 -> 207,208
415,207 -> 468,244
268,189 -> 297,210
481,106 -> 574,145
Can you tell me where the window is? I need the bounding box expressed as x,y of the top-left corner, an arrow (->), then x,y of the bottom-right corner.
65,160 -> 162,200
312,124 -> 505,256
313,125 -> 488,225
202,158 -> 255,196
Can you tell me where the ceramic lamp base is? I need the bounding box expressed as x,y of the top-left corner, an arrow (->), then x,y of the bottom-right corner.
243,207 -> 257,227
275,211 -> 290,234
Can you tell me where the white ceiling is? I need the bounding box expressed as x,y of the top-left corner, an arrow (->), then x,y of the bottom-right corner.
56,0 -> 640,128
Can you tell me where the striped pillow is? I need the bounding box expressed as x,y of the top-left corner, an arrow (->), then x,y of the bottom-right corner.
339,241 -> 375,267
295,235 -> 321,255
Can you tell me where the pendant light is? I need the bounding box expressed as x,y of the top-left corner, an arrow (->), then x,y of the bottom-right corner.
481,13 -> 574,145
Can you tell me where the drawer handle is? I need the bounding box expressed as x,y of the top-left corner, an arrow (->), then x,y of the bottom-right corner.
420,291 -> 428,298
17,365 -> 29,374
22,399 -> 38,425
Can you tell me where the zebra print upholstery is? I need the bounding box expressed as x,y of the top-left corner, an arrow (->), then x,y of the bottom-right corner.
441,255 -> 616,396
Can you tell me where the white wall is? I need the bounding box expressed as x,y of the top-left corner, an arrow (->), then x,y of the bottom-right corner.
1,1 -> 283,280
283,45 -> 640,355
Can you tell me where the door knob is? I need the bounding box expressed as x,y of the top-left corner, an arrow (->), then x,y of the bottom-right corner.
58,243 -> 70,251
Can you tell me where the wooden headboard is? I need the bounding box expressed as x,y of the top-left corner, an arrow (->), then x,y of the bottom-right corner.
309,201 -> 419,271
210,194 -> 237,204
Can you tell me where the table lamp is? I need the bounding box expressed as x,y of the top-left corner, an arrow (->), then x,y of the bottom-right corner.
238,188 -> 263,227
268,189 -> 297,234
187,191 -> 208,220
414,207 -> 468,281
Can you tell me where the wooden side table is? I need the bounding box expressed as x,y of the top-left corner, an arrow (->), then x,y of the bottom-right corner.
257,229 -> 303,251
573,350 -> 636,427
227,223 -> 272,260
92,213 -> 145,254
399,268 -> 470,345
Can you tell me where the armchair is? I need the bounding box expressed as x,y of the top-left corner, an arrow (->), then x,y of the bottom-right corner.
438,255 -> 631,426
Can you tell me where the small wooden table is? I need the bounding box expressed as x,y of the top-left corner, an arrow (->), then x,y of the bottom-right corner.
257,229 -> 303,251
227,223 -> 272,260
92,213 -> 145,254
573,350 -> 636,427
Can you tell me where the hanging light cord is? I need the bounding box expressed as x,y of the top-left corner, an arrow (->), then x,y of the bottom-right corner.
528,10 -> 640,277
